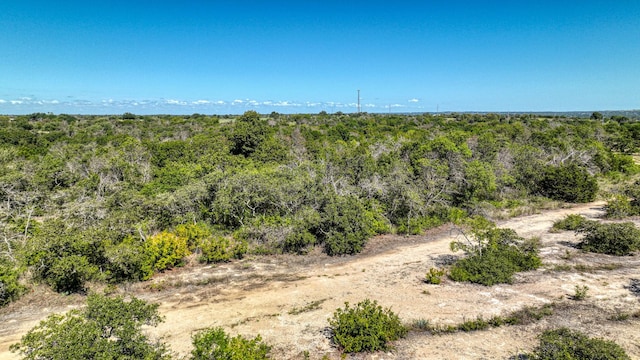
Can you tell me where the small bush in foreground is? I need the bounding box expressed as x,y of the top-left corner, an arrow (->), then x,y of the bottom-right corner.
191,327 -> 271,360
329,299 -> 407,353
528,327 -> 630,360
578,222 -> 640,256
10,294 -> 170,360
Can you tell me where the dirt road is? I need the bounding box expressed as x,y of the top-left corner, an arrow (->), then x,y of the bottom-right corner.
2,201 -> 639,359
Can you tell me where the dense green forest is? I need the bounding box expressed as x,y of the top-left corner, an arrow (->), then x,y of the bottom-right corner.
1,111 -> 639,303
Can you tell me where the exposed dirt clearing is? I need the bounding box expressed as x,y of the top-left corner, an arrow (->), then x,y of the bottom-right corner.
1,201 -> 639,359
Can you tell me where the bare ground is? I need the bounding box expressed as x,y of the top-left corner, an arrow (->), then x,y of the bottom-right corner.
1,201 -> 639,359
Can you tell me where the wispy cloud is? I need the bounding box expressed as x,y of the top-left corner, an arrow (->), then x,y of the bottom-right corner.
192,100 -> 210,105
408,98 -> 419,103
166,99 -> 187,105
0,96 -> 418,114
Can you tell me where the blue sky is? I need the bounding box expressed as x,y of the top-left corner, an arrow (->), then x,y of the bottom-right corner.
1,1 -> 639,114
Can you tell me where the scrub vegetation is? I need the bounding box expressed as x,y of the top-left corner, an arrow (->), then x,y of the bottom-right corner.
2,111 -> 639,358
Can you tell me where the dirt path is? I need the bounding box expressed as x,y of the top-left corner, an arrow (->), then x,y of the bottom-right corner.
2,201 -> 639,359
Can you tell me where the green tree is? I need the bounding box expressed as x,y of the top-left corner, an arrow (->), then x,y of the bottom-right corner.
104,236 -> 154,282
537,164 -> 598,203
230,111 -> 269,157
22,221 -> 102,293
318,195 -> 376,256
10,294 -> 171,360
461,160 -> 497,202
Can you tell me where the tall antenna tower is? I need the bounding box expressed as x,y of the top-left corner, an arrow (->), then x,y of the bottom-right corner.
357,89 -> 361,113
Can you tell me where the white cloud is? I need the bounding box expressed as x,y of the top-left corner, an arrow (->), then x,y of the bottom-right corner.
232,99 -> 244,105
166,99 -> 187,105
10,100 -> 23,105
215,100 -> 226,105
0,99 -> 5,103
192,100 -> 210,105
390,104 -> 405,108
364,103 -> 376,108
409,98 -> 419,103
276,101 -> 303,107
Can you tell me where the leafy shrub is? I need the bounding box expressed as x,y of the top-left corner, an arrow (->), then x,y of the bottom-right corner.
528,327 -> 630,360
578,222 -> 640,256
46,255 -> 97,293
0,260 -> 24,306
145,231 -> 191,272
318,196 -> 376,256
175,222 -> 212,251
538,164 -> 598,203
190,327 -> 271,360
449,227 -> 541,286
276,208 -> 321,254
399,215 -> 443,235
625,180 -> 640,208
104,236 -> 154,282
424,267 -> 445,284
328,299 -> 407,353
604,195 -> 637,219
605,182 -> 640,218
551,214 -> 594,232
199,235 -> 247,263
10,293 -> 171,359
22,221 -> 101,293
282,229 -> 317,254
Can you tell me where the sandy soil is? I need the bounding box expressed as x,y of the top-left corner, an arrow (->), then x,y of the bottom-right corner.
1,201 -> 639,359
